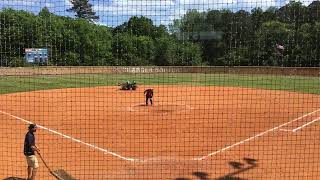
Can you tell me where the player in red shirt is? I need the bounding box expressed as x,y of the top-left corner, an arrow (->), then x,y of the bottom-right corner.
144,88 -> 154,106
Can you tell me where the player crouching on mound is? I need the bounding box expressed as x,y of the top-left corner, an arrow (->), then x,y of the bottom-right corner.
144,88 -> 154,106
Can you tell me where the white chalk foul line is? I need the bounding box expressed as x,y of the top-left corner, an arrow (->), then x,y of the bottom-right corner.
2,107 -> 320,163
194,108 -> 320,161
292,117 -> 320,132
0,110 -> 138,162
279,128 -> 294,132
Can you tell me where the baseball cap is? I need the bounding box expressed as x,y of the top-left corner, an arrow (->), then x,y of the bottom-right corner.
28,124 -> 37,130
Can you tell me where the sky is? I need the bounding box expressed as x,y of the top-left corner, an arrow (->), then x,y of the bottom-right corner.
0,0 -> 315,27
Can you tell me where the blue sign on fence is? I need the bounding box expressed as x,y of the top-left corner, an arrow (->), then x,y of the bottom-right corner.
25,48 -> 48,64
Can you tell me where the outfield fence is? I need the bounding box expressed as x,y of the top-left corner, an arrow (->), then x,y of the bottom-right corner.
0,66 -> 319,76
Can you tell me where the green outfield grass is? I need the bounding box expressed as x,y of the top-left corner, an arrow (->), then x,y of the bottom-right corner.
0,73 -> 319,95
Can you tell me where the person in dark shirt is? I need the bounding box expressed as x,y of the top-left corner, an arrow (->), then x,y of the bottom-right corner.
24,124 -> 40,180
144,88 -> 154,106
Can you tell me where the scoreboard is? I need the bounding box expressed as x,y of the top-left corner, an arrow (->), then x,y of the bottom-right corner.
25,48 -> 48,64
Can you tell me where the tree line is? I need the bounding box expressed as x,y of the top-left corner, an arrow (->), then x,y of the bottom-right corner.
0,1 -> 319,67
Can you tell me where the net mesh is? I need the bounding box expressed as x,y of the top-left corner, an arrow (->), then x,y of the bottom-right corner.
0,0 -> 320,179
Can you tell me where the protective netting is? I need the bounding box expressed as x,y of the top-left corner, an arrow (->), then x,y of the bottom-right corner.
0,0 -> 320,179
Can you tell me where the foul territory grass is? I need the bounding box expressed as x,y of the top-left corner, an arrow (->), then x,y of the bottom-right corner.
0,73 -> 319,95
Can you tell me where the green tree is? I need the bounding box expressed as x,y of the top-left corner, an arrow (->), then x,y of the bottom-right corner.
0,9 -> 40,66
201,10 -> 225,65
300,22 -> 320,66
170,9 -> 208,41
278,1 -> 308,26
256,21 -> 293,66
67,0 -> 99,64
308,1 -> 320,23
296,23 -> 312,66
173,42 -> 202,66
278,1 -> 308,56
113,16 -> 167,39
112,33 -> 155,66
90,25 -> 113,65
154,37 -> 176,66
127,16 -> 155,37
67,0 -> 99,22
313,22 -> 320,66
262,7 -> 278,22
251,8 -> 264,31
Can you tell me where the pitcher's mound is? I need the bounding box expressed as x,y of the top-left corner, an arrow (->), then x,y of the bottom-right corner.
130,103 -> 191,114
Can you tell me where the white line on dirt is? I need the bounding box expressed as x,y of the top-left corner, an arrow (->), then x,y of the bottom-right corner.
2,107 -> 320,163
195,108 -> 320,161
0,110 -> 139,162
292,117 -> 320,132
279,128 -> 294,132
